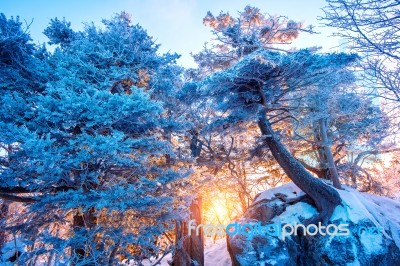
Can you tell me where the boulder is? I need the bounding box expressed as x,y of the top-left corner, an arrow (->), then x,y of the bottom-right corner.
227,182 -> 400,266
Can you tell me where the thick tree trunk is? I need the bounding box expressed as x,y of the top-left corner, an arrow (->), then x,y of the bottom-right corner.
173,133 -> 204,265
319,119 -> 342,189
173,197 -> 204,266
257,110 -> 341,224
173,220 -> 192,266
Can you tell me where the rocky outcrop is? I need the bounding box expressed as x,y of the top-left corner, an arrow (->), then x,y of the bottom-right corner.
227,182 -> 400,266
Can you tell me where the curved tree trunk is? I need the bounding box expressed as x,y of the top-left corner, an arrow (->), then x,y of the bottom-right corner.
257,110 -> 341,225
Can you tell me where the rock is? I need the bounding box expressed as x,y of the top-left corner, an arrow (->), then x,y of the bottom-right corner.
227,182 -> 400,266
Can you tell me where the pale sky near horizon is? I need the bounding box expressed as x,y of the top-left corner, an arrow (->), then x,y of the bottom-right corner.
1,0 -> 340,67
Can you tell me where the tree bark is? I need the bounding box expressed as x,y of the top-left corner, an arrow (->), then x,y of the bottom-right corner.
173,220 -> 192,266
173,197 -> 204,266
257,110 -> 341,225
0,201 -> 9,250
313,121 -> 330,179
297,159 -> 327,179
173,133 -> 205,265
319,119 -> 342,189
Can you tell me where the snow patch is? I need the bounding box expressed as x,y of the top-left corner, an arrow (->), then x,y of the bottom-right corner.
254,182 -> 304,204
334,186 -> 400,243
272,202 -> 318,224
359,230 -> 384,255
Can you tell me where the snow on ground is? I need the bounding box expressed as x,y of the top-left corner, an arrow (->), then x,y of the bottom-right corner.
204,238 -> 232,266
135,253 -> 172,266
135,238 -> 231,266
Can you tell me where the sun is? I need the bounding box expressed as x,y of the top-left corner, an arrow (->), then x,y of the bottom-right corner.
211,201 -> 229,222
202,196 -> 235,227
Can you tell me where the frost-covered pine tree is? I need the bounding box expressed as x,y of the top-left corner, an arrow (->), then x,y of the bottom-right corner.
184,6 -> 359,225
193,5 -> 315,74
0,13 -> 49,257
189,49 -> 358,225
0,12 -> 187,264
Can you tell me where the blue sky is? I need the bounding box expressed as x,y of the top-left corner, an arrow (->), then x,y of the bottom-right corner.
1,0 -> 340,67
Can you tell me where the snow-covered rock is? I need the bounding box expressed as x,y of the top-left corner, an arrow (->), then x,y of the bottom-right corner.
227,182 -> 400,266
